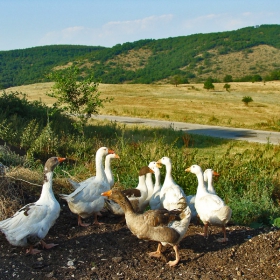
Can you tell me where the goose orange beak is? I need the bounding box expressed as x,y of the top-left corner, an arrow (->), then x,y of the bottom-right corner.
58,157 -> 66,163
156,159 -> 162,165
156,162 -> 162,168
185,167 -> 191,172
108,149 -> 115,154
114,154 -> 120,159
101,190 -> 113,197
213,171 -> 220,176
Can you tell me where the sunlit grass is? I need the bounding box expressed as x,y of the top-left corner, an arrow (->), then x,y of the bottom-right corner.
6,81 -> 280,131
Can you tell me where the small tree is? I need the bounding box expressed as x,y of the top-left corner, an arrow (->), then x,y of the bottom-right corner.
223,83 -> 231,92
242,96 -> 253,106
204,77 -> 214,90
170,75 -> 182,87
223,75 -> 233,83
47,66 -> 112,135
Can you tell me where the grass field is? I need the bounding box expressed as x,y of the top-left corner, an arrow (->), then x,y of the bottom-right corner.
6,81 -> 280,131
2,81 -> 280,226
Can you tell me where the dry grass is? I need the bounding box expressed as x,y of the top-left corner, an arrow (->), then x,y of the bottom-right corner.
0,177 -> 25,220
0,166 -> 43,219
0,166 -> 69,220
5,81 -> 280,130
184,45 -> 280,81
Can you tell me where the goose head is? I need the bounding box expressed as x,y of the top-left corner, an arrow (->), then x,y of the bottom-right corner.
44,157 -> 66,173
96,147 -> 115,158
139,166 -> 154,176
203,169 -> 219,181
185,164 -> 203,175
156,157 -> 171,166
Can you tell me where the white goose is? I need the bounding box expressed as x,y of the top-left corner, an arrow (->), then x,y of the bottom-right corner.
185,164 -> 232,242
186,194 -> 197,221
0,157 -> 66,254
184,169 -> 219,221
105,166 -> 154,215
143,161 -> 158,210
60,147 -> 114,226
156,157 -> 187,211
203,168 -> 219,195
68,152 -> 120,190
149,162 -> 163,210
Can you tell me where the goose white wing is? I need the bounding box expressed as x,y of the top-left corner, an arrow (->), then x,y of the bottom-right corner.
60,178 -> 107,202
0,202 -> 59,246
161,185 -> 186,210
197,194 -> 225,211
149,191 -> 161,210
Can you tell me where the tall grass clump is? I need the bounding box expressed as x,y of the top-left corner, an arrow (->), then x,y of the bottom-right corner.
212,144 -> 280,226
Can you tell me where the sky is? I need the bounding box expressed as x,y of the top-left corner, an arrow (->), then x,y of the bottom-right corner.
1,0 -> 280,51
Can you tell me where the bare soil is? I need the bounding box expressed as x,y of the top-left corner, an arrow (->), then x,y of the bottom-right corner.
0,203 -> 279,280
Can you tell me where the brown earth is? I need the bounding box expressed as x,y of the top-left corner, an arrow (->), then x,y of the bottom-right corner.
0,203 -> 279,280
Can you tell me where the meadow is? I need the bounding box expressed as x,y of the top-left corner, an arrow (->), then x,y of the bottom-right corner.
7,81 -> 280,131
1,82 -> 280,227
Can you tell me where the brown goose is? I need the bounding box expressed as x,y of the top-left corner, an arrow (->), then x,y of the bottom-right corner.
102,189 -> 192,267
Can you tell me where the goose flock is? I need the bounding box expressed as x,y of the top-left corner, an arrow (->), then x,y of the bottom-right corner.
0,147 -> 232,267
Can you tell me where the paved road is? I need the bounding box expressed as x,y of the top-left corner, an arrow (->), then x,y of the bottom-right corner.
93,115 -> 280,145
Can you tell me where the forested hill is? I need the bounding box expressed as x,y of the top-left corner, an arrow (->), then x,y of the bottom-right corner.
1,24 -> 280,88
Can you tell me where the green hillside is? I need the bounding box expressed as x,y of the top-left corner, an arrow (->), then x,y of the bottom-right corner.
1,24 -> 280,88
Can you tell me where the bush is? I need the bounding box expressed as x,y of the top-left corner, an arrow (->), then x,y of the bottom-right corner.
242,96 -> 253,106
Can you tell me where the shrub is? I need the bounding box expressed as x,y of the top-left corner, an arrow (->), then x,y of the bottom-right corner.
242,96 -> 253,106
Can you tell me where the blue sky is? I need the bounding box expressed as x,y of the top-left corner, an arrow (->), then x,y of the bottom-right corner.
1,0 -> 280,51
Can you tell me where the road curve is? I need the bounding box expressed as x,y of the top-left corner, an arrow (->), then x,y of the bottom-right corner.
93,115 -> 280,145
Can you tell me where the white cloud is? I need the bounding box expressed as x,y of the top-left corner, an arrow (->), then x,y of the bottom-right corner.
102,14 -> 174,35
39,14 -> 174,47
182,13 -> 252,34
39,26 -> 90,45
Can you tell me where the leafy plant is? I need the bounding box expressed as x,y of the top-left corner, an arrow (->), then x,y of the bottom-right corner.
204,77 -> 215,90
48,65 -> 112,135
242,96 -> 253,106
223,83 -> 231,92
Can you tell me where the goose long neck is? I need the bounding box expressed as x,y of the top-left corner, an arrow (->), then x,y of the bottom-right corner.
196,171 -> 208,197
154,172 -> 161,191
105,157 -> 111,173
104,157 -> 113,181
145,173 -> 153,198
165,163 -> 175,183
38,171 -> 56,202
139,175 -> 147,191
95,153 -> 106,180
207,174 -> 214,191
118,195 -> 135,214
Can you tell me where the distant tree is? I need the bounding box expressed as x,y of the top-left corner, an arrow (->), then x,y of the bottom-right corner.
204,77 -> 214,90
47,66 -> 112,135
242,96 -> 253,106
223,83 -> 231,92
170,75 -> 182,87
223,75 -> 233,83
251,74 -> 262,82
